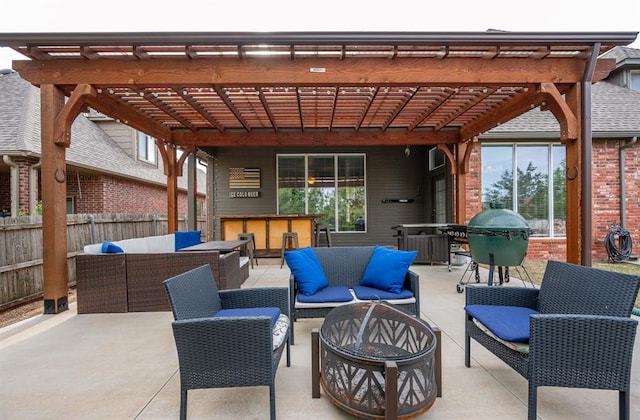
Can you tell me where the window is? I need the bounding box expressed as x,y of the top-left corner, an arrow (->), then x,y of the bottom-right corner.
277,154 -> 366,232
137,132 -> 156,164
429,147 -> 445,171
481,143 -> 566,237
66,196 -> 75,214
631,70 -> 640,93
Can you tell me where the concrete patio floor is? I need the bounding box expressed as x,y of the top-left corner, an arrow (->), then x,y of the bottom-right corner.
1,259 -> 639,420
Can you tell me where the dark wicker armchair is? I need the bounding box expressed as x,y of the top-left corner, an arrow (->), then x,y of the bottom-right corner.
163,264 -> 291,420
465,260 -> 640,420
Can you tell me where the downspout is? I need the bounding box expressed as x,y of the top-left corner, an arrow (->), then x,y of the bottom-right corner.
29,159 -> 42,213
2,155 -> 19,217
620,137 -> 637,229
580,43 -> 600,267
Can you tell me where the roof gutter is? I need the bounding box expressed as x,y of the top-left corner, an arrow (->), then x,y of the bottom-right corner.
29,159 -> 41,213
580,42 -> 601,267
0,31 -> 637,48
2,155 -> 19,217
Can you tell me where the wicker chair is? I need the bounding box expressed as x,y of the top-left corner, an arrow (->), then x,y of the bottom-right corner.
163,264 -> 291,420
465,260 -> 640,420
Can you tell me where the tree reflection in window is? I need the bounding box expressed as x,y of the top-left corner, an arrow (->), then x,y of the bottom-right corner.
277,154 -> 366,232
482,144 -> 566,238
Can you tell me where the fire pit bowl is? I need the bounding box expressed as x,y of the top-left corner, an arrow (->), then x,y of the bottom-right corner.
317,302 -> 437,419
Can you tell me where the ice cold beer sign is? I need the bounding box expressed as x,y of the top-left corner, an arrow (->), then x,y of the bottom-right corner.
229,191 -> 260,198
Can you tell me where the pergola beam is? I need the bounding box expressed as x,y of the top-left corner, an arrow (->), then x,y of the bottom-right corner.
11,57 -> 615,87
84,92 -> 172,141
171,129 -> 459,147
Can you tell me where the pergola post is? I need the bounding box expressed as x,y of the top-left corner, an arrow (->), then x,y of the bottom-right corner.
166,146 -> 179,233
205,154 -> 215,240
564,84 -> 584,265
40,84 -> 69,314
157,142 -> 195,233
187,153 -> 197,231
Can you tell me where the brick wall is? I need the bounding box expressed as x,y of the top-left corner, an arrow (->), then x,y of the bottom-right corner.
0,157 -> 37,215
2,163 -> 204,218
65,174 -> 204,216
592,140 -> 640,261
464,145 -> 483,222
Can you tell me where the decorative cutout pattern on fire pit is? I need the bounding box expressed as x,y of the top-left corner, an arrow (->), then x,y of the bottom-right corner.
319,302 -> 437,419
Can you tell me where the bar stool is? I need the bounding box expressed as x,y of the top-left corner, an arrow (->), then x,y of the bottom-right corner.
237,233 -> 258,268
315,223 -> 332,247
281,232 -> 299,268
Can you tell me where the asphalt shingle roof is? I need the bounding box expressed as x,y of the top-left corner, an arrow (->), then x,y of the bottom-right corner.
0,72 -> 205,190
484,81 -> 640,139
600,46 -> 640,64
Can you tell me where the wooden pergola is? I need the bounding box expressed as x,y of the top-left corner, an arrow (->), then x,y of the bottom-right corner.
0,31 -> 637,313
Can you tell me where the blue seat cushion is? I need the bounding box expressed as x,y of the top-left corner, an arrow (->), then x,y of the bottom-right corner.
465,304 -> 539,342
296,286 -> 354,303
285,246 -> 329,296
360,245 -> 417,294
101,240 -> 124,253
174,230 -> 202,251
353,285 -> 414,300
212,307 -> 281,326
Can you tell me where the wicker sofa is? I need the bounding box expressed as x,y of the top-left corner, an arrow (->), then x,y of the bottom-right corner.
288,246 -> 420,341
465,260 -> 640,420
76,234 -> 243,313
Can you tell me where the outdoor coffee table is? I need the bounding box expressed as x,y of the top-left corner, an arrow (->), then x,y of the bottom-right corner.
311,302 -> 439,420
178,239 -> 249,253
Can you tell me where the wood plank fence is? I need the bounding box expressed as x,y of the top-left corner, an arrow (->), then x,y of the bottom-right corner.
0,214 -> 206,311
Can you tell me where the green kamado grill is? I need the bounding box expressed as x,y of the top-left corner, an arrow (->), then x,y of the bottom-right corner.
467,205 -> 529,284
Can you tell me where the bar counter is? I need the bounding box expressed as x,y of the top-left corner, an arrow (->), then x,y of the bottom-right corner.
218,214 -> 321,257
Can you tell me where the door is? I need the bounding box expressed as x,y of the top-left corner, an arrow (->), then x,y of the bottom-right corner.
433,175 -> 446,223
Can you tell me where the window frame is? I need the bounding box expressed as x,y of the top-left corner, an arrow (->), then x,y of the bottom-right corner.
276,153 -> 367,233
480,142 -> 566,238
429,147 -> 445,171
630,70 -> 640,93
137,131 -> 157,164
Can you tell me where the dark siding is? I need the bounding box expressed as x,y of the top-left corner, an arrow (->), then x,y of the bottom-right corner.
208,146 -> 448,247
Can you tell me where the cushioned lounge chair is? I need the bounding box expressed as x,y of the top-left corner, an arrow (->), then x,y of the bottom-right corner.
465,260 -> 640,420
163,264 -> 291,420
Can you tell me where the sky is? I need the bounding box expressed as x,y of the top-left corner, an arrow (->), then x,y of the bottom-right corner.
1,0 -> 639,69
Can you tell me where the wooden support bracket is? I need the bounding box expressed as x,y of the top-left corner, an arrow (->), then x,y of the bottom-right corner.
460,138 -> 477,175
175,146 -> 196,177
54,84 -> 97,147
436,144 -> 456,175
540,82 -> 578,142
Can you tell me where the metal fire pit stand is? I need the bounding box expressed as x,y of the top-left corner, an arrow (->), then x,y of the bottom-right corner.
311,303 -> 442,420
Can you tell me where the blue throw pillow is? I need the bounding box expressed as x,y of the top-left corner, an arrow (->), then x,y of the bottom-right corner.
353,285 -> 414,300
284,246 -> 329,296
175,230 -> 202,251
465,304 -> 539,342
360,246 -> 417,294
212,307 -> 281,326
101,240 -> 124,253
296,286 -> 354,303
